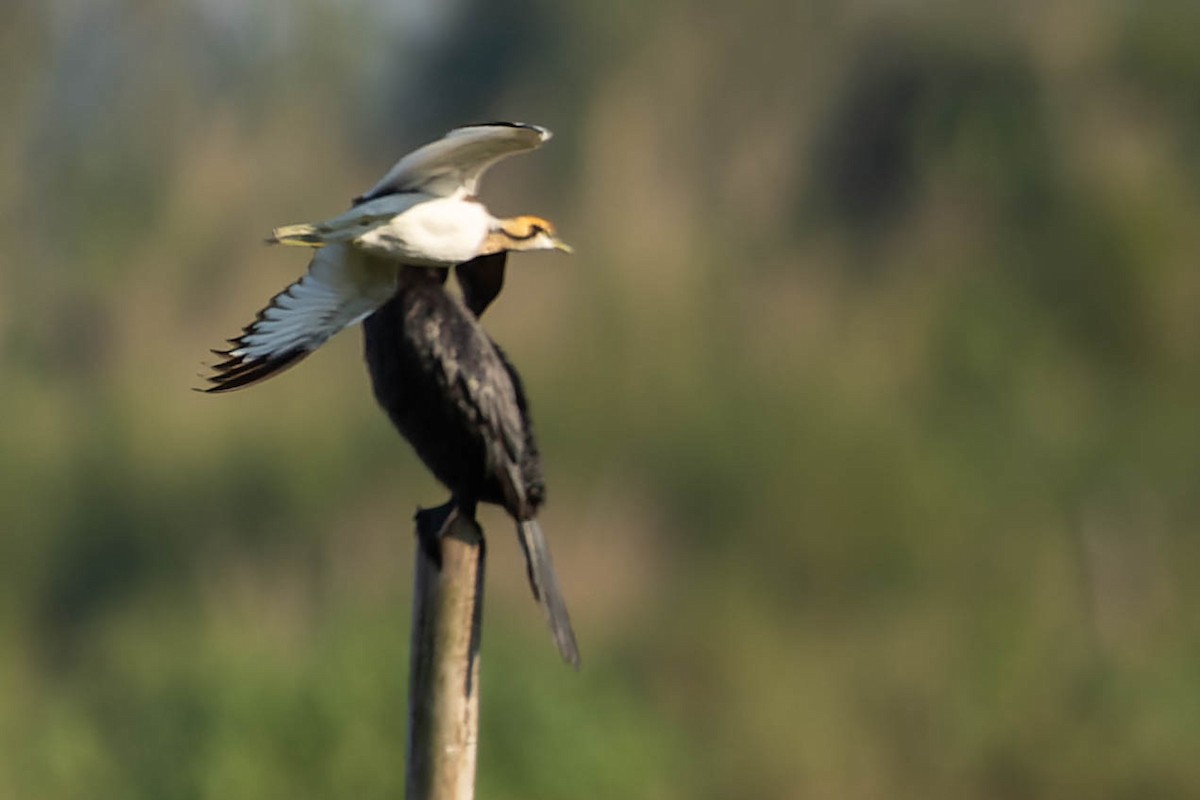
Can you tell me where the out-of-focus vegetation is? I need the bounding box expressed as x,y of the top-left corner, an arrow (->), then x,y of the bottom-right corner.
3,1 -> 1199,797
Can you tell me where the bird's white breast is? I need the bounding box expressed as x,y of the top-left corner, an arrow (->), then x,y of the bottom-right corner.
354,195 -> 491,267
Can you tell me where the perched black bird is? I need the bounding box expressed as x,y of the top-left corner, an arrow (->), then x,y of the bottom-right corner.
362,254 -> 580,667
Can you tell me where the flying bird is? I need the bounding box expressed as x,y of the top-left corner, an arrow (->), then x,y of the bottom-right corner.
268,122 -> 571,264
204,122 -> 570,392
203,123 -> 580,666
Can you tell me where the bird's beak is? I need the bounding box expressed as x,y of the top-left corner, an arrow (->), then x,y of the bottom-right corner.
551,238 -> 574,255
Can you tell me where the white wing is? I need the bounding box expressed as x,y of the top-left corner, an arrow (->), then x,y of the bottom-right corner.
204,244 -> 398,392
354,122 -> 551,203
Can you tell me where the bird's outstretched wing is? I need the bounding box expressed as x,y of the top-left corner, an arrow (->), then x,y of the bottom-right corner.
354,122 -> 550,204
203,245 -> 398,392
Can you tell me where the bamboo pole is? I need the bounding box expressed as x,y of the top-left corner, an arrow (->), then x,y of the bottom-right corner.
407,503 -> 486,800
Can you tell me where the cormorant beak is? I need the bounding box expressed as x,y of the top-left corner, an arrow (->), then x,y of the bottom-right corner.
551,237 -> 574,255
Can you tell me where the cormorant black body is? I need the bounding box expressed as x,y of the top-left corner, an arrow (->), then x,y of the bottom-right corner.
362,256 -> 580,667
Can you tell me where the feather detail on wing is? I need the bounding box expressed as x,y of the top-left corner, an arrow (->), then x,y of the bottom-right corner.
424,305 -> 530,510
203,244 -> 399,393
354,122 -> 550,204
267,193 -> 427,248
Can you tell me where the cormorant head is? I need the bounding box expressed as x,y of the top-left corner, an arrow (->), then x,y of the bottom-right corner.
485,216 -> 573,255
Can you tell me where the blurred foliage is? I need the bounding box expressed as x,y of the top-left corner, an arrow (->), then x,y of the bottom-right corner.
2,1 -> 1200,798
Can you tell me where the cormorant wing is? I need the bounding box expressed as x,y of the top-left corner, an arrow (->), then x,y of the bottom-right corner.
203,245 -> 399,392
354,123 -> 550,204
434,318 -> 530,510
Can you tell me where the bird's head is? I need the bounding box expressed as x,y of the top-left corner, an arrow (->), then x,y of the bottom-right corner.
484,216 -> 573,255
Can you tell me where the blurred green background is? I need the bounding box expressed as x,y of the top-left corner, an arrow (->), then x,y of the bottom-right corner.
3,1 -> 1200,798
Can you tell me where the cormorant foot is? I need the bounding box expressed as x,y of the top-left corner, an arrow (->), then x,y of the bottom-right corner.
414,499 -> 457,567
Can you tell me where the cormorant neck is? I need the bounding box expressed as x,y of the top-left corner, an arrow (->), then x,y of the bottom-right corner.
399,264 -> 450,286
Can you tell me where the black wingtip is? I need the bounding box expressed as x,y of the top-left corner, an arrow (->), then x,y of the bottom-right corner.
198,347 -> 309,394
457,121 -> 550,140
464,120 -> 536,130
